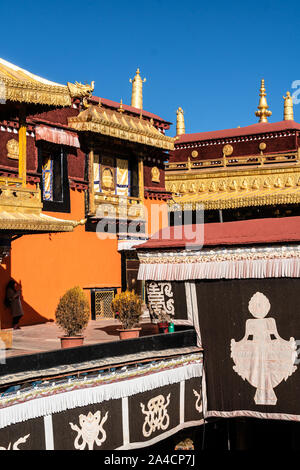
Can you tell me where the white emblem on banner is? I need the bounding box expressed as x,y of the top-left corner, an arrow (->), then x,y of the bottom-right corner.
193,389 -> 202,413
146,282 -> 175,317
0,434 -> 30,450
70,410 -> 108,450
231,291 -> 297,405
140,393 -> 171,437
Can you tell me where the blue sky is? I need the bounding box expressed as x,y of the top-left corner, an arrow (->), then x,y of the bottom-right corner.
2,0 -> 300,135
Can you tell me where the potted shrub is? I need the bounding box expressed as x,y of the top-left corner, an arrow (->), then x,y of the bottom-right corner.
55,286 -> 90,348
111,290 -> 142,339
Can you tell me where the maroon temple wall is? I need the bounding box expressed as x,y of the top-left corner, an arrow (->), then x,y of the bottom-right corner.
171,133 -> 298,163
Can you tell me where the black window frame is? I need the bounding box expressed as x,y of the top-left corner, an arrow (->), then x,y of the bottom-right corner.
38,143 -> 70,213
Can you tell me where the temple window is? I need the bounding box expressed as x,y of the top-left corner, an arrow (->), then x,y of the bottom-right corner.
93,155 -> 139,198
38,144 -> 70,212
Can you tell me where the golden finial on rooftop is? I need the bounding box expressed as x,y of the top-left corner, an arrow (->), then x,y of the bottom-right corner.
129,68 -> 146,109
176,107 -> 185,135
283,91 -> 294,120
255,79 -> 272,123
118,99 -> 125,113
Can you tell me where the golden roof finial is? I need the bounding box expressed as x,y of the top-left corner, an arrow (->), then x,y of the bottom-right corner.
283,91 -> 294,120
255,79 -> 272,123
176,107 -> 185,135
118,98 -> 125,113
129,68 -> 146,109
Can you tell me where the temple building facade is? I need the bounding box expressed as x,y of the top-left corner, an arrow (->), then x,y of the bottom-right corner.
136,79 -> 300,447
0,61 -> 174,328
166,80 -> 300,223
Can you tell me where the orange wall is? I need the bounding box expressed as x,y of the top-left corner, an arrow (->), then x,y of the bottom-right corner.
143,198 -> 169,237
0,189 -> 121,327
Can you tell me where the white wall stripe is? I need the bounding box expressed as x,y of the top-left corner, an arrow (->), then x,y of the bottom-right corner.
122,397 -> 130,446
43,415 -> 54,450
180,381 -> 185,424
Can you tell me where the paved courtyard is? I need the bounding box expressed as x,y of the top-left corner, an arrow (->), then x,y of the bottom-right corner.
3,318 -> 158,358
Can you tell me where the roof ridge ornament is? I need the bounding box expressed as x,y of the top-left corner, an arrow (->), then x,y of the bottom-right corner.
118,99 -> 125,113
129,68 -> 146,109
67,81 -> 95,99
255,79 -> 272,123
283,91 -> 294,120
176,107 -> 185,136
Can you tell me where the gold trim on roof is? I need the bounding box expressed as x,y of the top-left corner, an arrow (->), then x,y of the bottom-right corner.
0,212 -> 85,232
166,159 -> 300,210
68,105 -> 174,150
0,58 -> 94,106
0,182 -> 84,232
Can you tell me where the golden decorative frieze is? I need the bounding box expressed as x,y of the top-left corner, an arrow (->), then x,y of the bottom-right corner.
166,164 -> 300,210
0,181 -> 83,232
68,105 -> 174,151
0,184 -> 42,214
94,193 -> 145,221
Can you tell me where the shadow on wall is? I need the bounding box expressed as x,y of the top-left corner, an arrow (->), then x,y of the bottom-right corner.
0,259 -> 49,329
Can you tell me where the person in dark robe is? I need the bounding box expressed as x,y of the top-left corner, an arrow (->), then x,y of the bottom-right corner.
4,280 -> 24,329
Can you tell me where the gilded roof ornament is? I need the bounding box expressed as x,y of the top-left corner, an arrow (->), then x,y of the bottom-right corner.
129,68 -> 146,109
67,81 -> 95,99
68,105 -> 174,150
283,92 -> 294,120
0,57 -> 82,107
255,79 -> 272,123
176,107 -> 185,136
118,99 -> 125,113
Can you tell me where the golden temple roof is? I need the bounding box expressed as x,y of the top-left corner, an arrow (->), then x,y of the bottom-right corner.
0,211 -> 85,233
0,58 -> 94,107
0,181 -> 85,233
68,104 -> 175,150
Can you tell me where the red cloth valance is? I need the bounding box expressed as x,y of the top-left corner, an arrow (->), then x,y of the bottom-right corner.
35,125 -> 80,148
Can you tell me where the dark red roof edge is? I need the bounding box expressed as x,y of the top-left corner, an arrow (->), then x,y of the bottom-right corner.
175,120 -> 300,146
137,216 -> 300,250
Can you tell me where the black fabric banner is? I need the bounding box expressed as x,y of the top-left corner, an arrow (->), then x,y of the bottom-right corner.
0,417 -> 45,450
0,369 -> 203,449
146,281 -> 188,322
52,399 -> 123,450
196,278 -> 300,419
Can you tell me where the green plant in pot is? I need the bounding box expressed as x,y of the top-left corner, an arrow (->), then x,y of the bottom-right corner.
111,290 -> 142,340
55,286 -> 90,348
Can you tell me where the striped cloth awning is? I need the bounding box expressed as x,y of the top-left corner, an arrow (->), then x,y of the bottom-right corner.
35,125 -> 80,148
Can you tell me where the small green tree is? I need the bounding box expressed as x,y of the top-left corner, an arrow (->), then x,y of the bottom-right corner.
55,286 -> 90,336
111,290 -> 142,329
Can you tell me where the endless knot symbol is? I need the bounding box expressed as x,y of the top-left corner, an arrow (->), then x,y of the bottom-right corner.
140,393 -> 171,437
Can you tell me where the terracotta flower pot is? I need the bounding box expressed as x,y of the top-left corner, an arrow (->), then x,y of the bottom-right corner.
117,327 -> 141,340
59,336 -> 84,348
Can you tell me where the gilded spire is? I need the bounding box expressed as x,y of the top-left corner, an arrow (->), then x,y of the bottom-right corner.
118,99 -> 125,113
176,107 -> 185,135
255,79 -> 272,123
283,91 -> 294,120
129,68 -> 146,109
